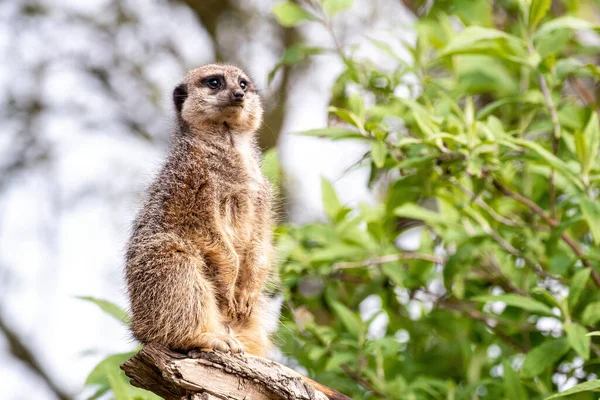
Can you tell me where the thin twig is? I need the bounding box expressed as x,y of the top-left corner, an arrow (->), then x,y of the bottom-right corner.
485,253 -> 527,296
528,38 -> 561,220
450,177 -> 523,227
568,77 -> 596,108
437,298 -> 528,352
333,253 -> 446,270
482,224 -> 556,281
492,178 -> 600,287
340,365 -> 386,398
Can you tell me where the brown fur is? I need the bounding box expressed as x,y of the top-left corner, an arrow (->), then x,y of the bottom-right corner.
125,64 -> 274,357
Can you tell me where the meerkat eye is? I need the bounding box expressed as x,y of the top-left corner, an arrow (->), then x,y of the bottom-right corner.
240,80 -> 248,91
205,77 -> 221,90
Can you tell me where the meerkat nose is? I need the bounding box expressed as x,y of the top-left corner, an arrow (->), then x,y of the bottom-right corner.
231,90 -> 245,102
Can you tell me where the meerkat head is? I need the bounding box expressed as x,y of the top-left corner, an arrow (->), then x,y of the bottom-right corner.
173,64 -> 263,135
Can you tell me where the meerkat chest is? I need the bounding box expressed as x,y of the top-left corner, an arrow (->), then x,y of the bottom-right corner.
218,136 -> 267,242
233,136 -> 263,192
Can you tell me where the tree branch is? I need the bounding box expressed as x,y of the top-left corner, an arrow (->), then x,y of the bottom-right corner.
333,253 -> 445,270
527,37 -> 561,220
121,343 -> 350,400
492,178 -> 600,286
0,312 -> 71,400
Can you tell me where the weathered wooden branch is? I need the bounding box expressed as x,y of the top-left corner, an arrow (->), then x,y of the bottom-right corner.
121,343 -> 351,400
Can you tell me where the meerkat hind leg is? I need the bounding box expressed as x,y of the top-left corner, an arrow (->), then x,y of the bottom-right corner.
185,269 -> 244,355
128,240 -> 242,355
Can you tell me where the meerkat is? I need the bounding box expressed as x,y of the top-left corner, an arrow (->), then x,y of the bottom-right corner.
124,64 -> 274,357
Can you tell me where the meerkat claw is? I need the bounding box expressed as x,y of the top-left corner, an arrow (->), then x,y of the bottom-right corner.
193,333 -> 244,354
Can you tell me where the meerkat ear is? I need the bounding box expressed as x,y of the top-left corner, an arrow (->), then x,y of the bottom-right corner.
173,83 -> 188,113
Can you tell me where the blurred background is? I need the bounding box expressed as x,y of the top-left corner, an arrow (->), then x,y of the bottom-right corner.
0,0 -> 414,398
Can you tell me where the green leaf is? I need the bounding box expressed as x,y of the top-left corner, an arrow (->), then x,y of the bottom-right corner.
504,138 -> 583,189
565,322 -> 590,360
574,129 -> 589,176
381,262 -> 404,287
105,365 -> 131,400
394,203 -> 447,228
529,0 -> 551,29
296,127 -> 365,140
272,1 -> 316,27
347,93 -> 364,121
521,338 -> 570,378
86,352 -> 137,386
503,360 -> 528,400
324,352 -> 356,371
471,294 -> 555,316
261,148 -> 281,189
440,26 -> 527,64
549,254 -> 574,275
535,16 -> 596,39
77,297 -> 130,326
321,177 -> 342,220
323,0 -> 353,16
586,331 -> 600,337
545,379 -> 600,399
268,46 -> 326,84
581,301 -> 600,325
330,301 -> 362,337
581,112 -> 599,178
580,197 -> 600,246
568,268 -> 591,310
371,141 -> 387,168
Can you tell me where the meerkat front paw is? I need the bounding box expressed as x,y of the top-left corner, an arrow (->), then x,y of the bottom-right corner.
189,332 -> 244,354
234,288 -> 259,321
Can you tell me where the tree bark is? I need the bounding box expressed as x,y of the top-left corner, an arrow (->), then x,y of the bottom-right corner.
121,343 -> 349,400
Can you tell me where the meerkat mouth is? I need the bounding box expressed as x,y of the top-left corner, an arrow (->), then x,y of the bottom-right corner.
221,104 -> 244,112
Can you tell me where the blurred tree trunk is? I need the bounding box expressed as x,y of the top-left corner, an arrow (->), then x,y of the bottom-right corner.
177,0 -> 298,149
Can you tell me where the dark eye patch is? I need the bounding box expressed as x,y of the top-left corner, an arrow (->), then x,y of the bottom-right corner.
172,83 -> 188,113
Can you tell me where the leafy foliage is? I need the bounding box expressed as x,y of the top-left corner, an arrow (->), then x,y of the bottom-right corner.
272,0 -> 600,399
83,1 -> 600,399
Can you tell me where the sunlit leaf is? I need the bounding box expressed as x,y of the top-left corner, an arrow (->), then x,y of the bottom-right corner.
472,294 -> 554,316
521,338 -> 570,378
503,360 -> 527,400
581,302 -> 600,325
371,140 -> 387,168
86,352 -> 137,386
529,0 -> 551,29
261,148 -> 281,189
535,16 -> 597,39
322,0 -> 353,16
105,365 -> 131,400
272,1 -> 316,27
78,297 -> 130,326
321,177 -> 342,221
440,26 -> 527,64
580,197 -> 600,245
568,268 -> 591,310
330,301 -> 362,337
580,112 -> 600,178
545,379 -> 600,399
296,127 -> 366,140
565,322 -> 590,360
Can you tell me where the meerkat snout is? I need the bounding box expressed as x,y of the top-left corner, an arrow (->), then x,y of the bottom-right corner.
231,90 -> 244,102
175,64 -> 263,135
